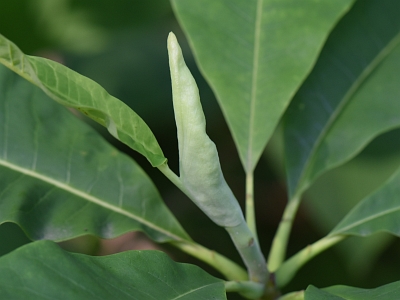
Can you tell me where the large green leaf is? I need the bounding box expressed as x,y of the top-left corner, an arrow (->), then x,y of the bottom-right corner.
330,164 -> 400,238
284,0 -> 400,198
0,34 -> 166,167
0,65 -> 189,243
0,240 -> 226,300
305,281 -> 400,300
171,0 -> 354,172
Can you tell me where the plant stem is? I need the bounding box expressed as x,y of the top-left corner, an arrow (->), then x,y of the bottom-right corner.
225,280 -> 264,299
267,197 -> 300,271
171,240 -> 248,281
226,221 -> 268,283
246,171 -> 258,242
275,235 -> 345,288
159,163 -> 268,285
157,163 -> 186,193
277,291 -> 304,300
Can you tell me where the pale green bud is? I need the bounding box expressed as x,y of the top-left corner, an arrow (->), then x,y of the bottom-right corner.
167,32 -> 244,228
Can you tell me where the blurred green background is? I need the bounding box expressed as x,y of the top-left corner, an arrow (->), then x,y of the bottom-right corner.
1,1 -> 400,298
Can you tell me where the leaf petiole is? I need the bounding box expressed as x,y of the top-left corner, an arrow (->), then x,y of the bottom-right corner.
170,240 -> 248,281
159,163 -> 268,283
277,290 -> 305,300
246,171 -> 258,242
225,280 -> 264,299
275,235 -> 345,288
268,197 -> 301,271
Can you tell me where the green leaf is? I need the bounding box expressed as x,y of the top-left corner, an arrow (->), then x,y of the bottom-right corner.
303,134 -> 400,277
284,0 -> 400,198
305,286 -> 343,300
305,281 -> 400,300
265,128 -> 400,278
330,164 -> 400,238
0,65 -> 189,243
0,240 -> 226,300
171,0 -> 354,172
0,33 -> 166,167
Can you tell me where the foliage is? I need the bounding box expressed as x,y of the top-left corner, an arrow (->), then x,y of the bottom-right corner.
1,0 -> 400,299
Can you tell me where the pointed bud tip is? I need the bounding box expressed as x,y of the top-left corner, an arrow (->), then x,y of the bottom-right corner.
167,32 -> 181,60
168,31 -> 176,40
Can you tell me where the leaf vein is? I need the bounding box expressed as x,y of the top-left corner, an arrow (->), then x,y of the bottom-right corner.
334,206 -> 400,235
0,159 -> 184,242
170,282 -> 219,300
247,0 -> 263,172
295,30 -> 400,197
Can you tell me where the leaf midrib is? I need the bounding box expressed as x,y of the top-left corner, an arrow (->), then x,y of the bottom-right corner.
246,0 -> 263,172
0,158 -> 184,242
170,282 -> 220,300
294,31 -> 400,199
331,205 -> 400,236
1,36 -> 166,167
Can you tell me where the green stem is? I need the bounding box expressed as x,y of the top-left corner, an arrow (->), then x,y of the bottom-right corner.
275,235 -> 345,288
226,221 -> 268,283
246,171 -> 258,242
171,240 -> 247,281
159,164 -> 247,280
267,197 -> 300,271
277,291 -> 304,300
157,163 -> 186,193
159,163 -> 268,285
225,280 -> 264,299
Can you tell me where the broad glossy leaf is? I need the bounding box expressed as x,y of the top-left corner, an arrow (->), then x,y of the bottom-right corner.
0,34 -> 166,167
285,0 -> 400,198
305,281 -> 400,300
171,0 -> 354,172
330,164 -> 400,238
0,240 -> 226,300
0,65 -> 189,243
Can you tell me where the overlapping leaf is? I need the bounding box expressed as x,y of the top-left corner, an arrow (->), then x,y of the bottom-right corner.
171,0 -> 354,171
0,34 -> 166,167
0,240 -> 226,300
305,281 -> 400,300
0,65 -> 189,243
284,0 -> 400,198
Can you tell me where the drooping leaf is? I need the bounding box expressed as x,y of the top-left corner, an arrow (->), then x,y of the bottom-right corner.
330,164 -> 400,238
171,0 -> 354,172
0,34 -> 166,167
284,0 -> 400,199
305,281 -> 400,300
0,240 -> 226,300
0,65 -> 189,243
